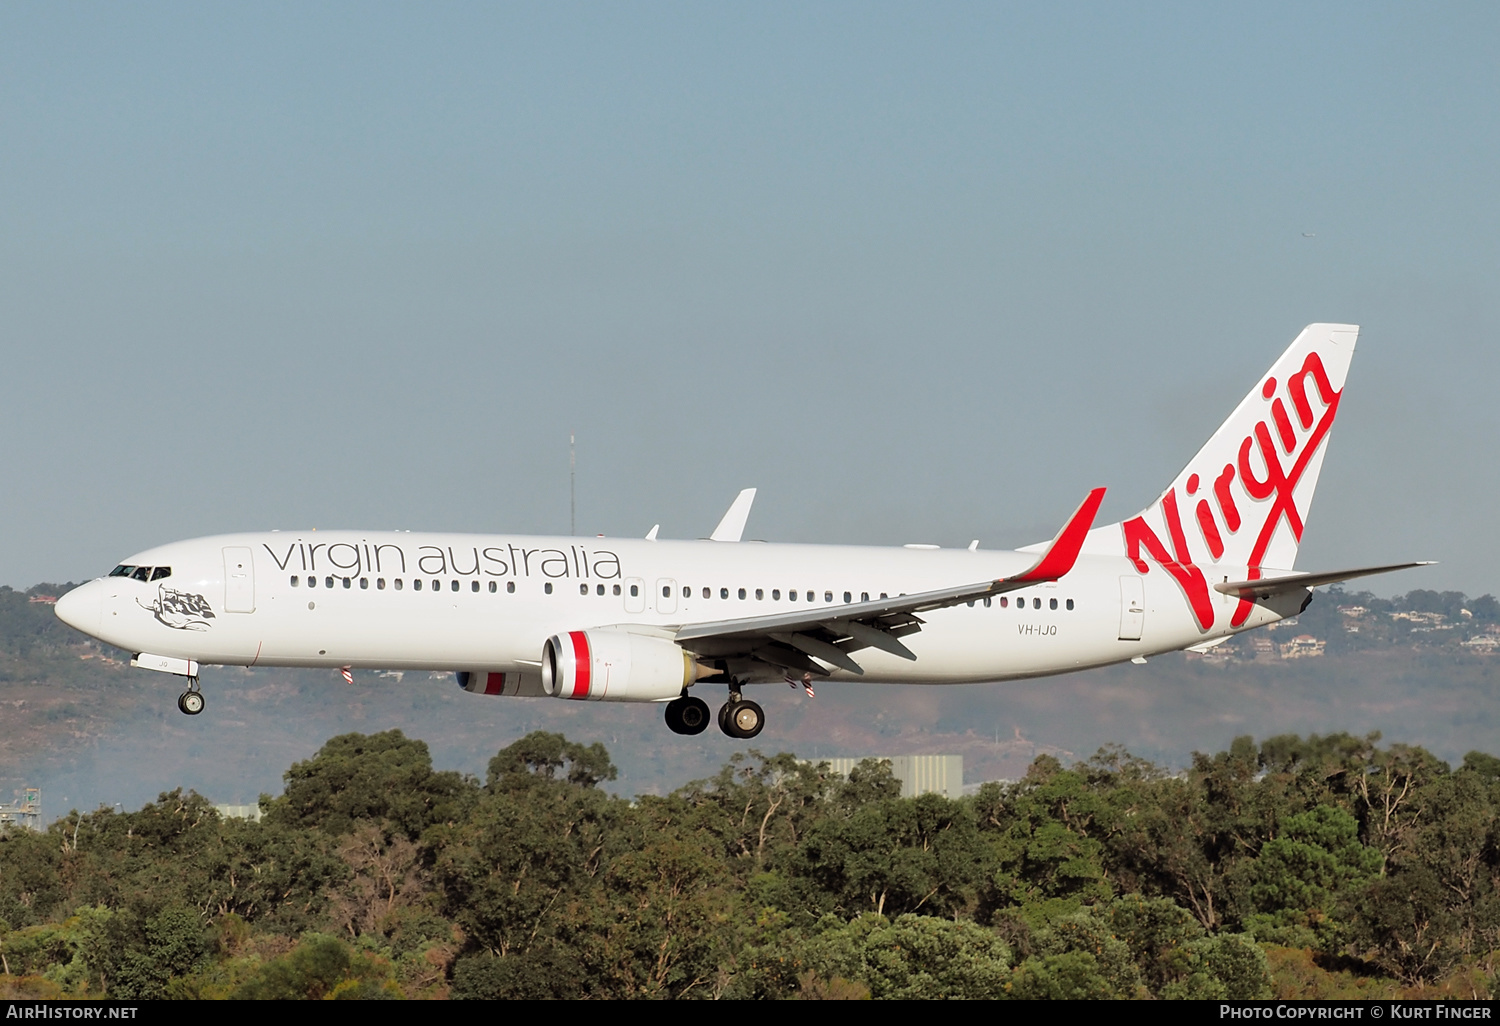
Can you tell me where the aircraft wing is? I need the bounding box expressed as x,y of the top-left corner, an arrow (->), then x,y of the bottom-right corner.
672,488 -> 1105,676
1213,561 -> 1434,601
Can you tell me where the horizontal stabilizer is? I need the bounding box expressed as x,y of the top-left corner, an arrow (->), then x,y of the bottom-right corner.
1214,561 -> 1435,600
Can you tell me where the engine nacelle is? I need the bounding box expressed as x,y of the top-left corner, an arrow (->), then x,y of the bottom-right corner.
455,671 -> 546,697
542,630 -> 707,702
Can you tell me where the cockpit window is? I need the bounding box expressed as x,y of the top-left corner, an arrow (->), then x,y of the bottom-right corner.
110,565 -> 170,581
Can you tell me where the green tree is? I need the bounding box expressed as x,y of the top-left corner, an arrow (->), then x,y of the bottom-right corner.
1233,805 -> 1381,950
265,730 -> 473,839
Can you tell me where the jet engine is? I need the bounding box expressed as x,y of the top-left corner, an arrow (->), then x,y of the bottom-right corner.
542,630 -> 715,702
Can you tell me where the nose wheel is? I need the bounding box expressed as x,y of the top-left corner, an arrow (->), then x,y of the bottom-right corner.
664,695 -> 710,735
177,678 -> 204,716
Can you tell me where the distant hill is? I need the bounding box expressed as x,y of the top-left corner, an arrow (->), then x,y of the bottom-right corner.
7,583 -> 1500,817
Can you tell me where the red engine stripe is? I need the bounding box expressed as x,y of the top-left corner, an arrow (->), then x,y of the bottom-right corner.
569,631 -> 591,698
484,672 -> 505,696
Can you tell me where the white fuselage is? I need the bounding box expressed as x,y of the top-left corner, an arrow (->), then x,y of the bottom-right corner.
55,529 -> 1294,693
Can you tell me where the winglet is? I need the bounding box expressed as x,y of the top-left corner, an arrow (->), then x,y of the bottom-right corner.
645,524 -> 660,541
1009,488 -> 1106,583
710,488 -> 757,542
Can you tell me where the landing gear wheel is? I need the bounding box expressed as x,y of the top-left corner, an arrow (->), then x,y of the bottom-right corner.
665,696 -> 711,736
718,699 -> 764,739
178,690 -> 205,716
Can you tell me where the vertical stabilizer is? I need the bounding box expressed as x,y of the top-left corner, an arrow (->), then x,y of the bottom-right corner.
1083,324 -> 1358,629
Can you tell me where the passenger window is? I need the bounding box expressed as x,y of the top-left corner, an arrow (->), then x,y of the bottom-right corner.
789,590 -> 797,601
967,600 -> 974,608
291,576 -> 299,587
824,591 -> 833,603
599,584 -> 607,596
360,578 -> 369,590
1066,598 -> 1074,610
682,586 -> 690,598
150,567 -> 171,581
343,577 -> 351,589
1000,596 -> 1007,608
611,584 -> 619,596
414,580 -> 423,591
755,589 -> 763,600
545,582 -> 553,594
326,577 -> 335,589
738,588 -> 746,600
432,580 -> 441,591
585,584 -> 593,596
630,584 -> 639,597
508,581 -> 516,593
702,587 -> 710,599
471,580 -> 479,593
1049,598 -> 1058,610
720,588 -> 728,599
395,579 -> 404,591
880,593 -> 888,599
662,585 -> 670,598
983,597 -> 991,607
861,592 -> 869,602
1033,598 -> 1041,609
843,591 -> 851,603
378,578 -> 386,590
449,580 -> 458,592
772,589 -> 781,600
490,582 -> 498,593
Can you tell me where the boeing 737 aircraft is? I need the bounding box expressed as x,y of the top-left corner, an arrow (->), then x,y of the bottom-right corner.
55,324 -> 1426,739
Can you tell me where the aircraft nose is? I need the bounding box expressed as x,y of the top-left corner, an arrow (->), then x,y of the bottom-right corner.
55,582 -> 101,636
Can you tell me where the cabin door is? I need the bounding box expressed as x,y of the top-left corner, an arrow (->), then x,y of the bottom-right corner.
1118,576 -> 1144,641
223,547 -> 256,613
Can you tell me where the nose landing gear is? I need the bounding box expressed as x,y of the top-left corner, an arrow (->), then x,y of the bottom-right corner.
177,677 -> 204,716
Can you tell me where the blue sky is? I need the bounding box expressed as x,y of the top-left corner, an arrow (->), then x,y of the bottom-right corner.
3,3 -> 1497,594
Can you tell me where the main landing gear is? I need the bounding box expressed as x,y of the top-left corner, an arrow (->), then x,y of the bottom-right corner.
665,695 -> 711,735
176,677 -> 205,716
717,689 -> 764,740
663,688 -> 765,739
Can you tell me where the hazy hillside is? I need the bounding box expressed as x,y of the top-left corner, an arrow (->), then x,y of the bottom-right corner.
4,583 -> 1500,818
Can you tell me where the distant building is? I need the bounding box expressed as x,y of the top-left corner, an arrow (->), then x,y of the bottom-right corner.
823,755 -> 963,799
0,789 -> 41,831
27,595 -> 56,605
215,804 -> 263,822
1279,635 -> 1326,659
1462,635 -> 1500,653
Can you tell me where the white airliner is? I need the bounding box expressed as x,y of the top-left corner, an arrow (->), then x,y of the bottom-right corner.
55,324 -> 1425,738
